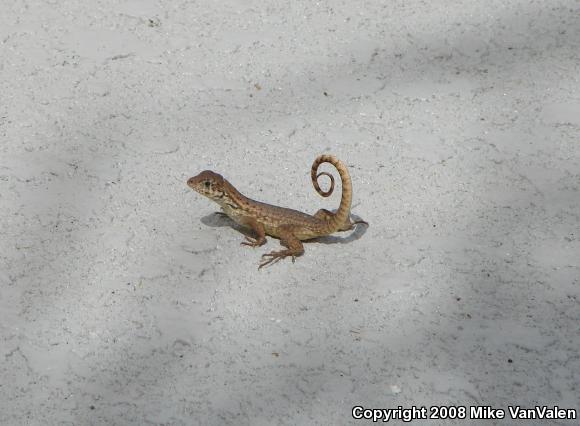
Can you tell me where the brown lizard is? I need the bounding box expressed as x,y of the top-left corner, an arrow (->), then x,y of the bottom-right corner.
187,154 -> 367,269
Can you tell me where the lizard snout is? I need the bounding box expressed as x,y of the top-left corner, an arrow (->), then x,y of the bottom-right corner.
187,176 -> 203,192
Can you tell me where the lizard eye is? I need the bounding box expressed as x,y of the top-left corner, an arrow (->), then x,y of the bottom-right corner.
204,181 -> 211,189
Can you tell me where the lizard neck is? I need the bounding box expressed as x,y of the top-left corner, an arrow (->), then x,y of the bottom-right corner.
214,179 -> 250,214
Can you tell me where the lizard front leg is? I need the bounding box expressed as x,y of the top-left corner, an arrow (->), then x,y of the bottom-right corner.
259,227 -> 304,269
239,217 -> 267,248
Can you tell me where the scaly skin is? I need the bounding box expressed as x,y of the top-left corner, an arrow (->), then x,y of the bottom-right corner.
187,154 -> 367,269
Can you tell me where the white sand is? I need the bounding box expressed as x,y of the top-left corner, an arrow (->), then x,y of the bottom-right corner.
1,0 -> 579,424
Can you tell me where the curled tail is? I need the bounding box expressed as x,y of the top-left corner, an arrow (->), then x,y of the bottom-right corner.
310,154 -> 352,233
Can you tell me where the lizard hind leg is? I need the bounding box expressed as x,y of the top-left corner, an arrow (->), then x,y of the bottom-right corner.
258,227 -> 304,269
314,208 -> 367,231
313,208 -> 334,221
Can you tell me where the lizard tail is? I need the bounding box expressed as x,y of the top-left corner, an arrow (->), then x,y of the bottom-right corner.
312,171 -> 335,197
310,154 -> 352,233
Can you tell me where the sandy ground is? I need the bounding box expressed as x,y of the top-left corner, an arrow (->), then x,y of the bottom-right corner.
1,0 -> 579,425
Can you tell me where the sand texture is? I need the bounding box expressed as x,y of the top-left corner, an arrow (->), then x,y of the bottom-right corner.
1,0 -> 579,425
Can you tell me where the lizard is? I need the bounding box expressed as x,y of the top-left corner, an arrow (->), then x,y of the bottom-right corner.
187,154 -> 367,269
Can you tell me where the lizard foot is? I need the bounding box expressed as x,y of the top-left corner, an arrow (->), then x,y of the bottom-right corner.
258,250 -> 296,269
241,235 -> 266,248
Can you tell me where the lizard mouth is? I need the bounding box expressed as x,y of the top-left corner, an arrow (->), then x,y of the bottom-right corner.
188,183 -> 218,199
187,177 -> 198,190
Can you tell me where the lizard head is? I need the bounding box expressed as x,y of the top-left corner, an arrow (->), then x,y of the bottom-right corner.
187,170 -> 227,201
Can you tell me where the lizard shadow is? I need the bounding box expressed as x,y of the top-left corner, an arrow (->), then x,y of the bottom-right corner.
200,211 -> 254,237
200,211 -> 369,244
